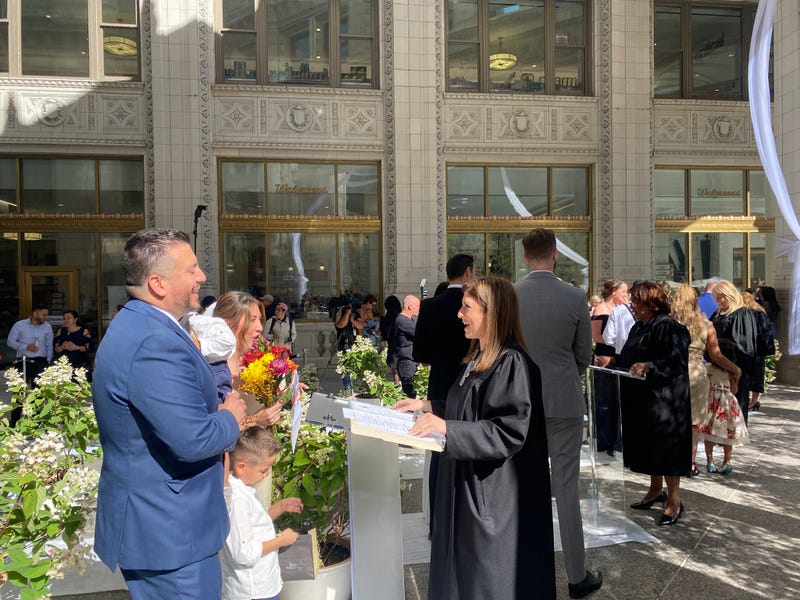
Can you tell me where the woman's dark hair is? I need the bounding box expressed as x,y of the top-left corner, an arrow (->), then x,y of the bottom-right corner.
600,279 -> 626,301
383,295 -> 402,314
64,309 -> 81,326
757,286 -> 781,322
630,281 -> 671,315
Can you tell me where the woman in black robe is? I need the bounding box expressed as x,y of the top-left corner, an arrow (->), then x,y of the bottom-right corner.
616,281 -> 691,526
710,281 -> 759,424
396,277 -> 555,600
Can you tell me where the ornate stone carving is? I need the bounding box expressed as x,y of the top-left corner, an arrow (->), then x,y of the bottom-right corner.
260,100 -> 268,133
450,109 -> 480,138
25,97 -> 72,127
383,0 -> 397,292
486,107 -> 492,139
657,115 -> 686,143
346,105 -> 376,135
332,102 -> 339,136
597,0 -> 613,280
142,0 -> 155,226
87,95 -> 96,131
275,103 -> 324,134
198,0 -> 216,287
434,0 -> 446,274
564,112 -> 591,140
706,115 -> 744,143
498,110 -> 545,139
104,98 -> 139,129
221,101 -> 254,130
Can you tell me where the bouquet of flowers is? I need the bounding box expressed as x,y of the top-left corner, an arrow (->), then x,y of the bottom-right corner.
239,343 -> 299,408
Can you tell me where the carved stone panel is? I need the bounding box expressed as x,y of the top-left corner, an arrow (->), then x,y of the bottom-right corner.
656,114 -> 686,144
497,110 -> 546,140
103,97 -> 140,130
702,115 -> 745,144
563,111 -> 592,141
274,103 -> 326,135
345,105 -> 377,135
221,100 -> 254,131
18,94 -> 82,129
449,108 -> 480,139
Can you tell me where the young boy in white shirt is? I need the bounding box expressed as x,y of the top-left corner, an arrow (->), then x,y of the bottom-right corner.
221,427 -> 302,600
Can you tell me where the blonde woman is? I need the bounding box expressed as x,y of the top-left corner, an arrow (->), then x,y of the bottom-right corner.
710,281 -> 759,426
671,285 -> 741,476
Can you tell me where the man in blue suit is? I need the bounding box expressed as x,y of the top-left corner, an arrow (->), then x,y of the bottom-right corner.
92,229 -> 246,599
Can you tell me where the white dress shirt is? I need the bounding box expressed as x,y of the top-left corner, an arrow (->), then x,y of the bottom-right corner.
603,303 -> 636,354
220,475 -> 282,600
7,318 -> 53,361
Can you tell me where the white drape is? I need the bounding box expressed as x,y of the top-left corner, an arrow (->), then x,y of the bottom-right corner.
748,0 -> 800,354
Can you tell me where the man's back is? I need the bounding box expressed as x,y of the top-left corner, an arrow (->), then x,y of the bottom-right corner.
413,287 -> 469,414
515,272 -> 592,419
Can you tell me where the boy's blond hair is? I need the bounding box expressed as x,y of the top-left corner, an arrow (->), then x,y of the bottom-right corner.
230,426 -> 282,464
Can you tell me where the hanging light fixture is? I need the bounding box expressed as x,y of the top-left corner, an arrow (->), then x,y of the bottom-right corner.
489,37 -> 517,71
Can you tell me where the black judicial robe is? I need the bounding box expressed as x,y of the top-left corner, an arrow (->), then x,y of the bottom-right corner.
617,312 -> 691,476
428,346 -> 555,600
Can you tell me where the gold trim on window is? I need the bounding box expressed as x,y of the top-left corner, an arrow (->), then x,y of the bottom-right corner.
447,216 -> 591,233
0,214 -> 145,232
655,216 -> 775,233
220,215 -> 380,233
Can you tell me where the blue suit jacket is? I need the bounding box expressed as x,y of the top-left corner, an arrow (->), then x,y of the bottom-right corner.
92,299 -> 240,571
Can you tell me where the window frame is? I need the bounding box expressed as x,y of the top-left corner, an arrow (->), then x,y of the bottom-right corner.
653,166 -> 776,288
654,0 -> 765,101
218,157 -> 382,320
445,162 -> 593,289
445,0 -> 592,96
0,0 -> 141,81
214,0 -> 380,89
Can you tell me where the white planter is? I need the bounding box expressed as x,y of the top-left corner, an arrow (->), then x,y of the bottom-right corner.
280,556 -> 352,600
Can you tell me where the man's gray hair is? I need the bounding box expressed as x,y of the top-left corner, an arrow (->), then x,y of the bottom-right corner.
123,228 -> 191,291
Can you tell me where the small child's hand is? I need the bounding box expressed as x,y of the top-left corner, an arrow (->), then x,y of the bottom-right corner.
281,497 -> 303,514
279,528 -> 300,546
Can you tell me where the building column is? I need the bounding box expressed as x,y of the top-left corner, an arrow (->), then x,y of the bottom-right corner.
774,0 -> 800,383
596,0 -> 654,284
387,0 -> 441,297
148,0 -> 217,287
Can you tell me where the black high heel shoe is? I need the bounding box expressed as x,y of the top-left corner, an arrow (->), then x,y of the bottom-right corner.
658,503 -> 685,526
630,490 -> 667,510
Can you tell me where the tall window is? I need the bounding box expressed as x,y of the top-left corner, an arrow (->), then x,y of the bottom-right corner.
446,164 -> 592,290
447,0 -> 590,95
654,167 -> 775,288
219,160 -> 381,319
0,1 -> 140,80
654,1 -> 771,100
217,0 -> 377,88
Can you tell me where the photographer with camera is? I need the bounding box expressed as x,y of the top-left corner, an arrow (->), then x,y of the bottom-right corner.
333,297 -> 357,391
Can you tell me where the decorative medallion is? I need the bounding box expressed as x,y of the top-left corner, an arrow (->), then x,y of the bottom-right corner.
286,104 -> 315,132
36,98 -> 68,127
509,110 -> 530,137
712,116 -> 734,141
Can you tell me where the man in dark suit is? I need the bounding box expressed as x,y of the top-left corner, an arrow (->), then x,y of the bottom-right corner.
92,229 -> 246,599
413,253 -> 474,531
515,229 -> 602,599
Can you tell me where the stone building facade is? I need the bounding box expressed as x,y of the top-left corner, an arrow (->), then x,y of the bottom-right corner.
0,0 -> 797,380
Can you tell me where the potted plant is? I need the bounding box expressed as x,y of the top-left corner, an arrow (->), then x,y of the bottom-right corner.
271,399 -> 351,599
0,357 -> 101,599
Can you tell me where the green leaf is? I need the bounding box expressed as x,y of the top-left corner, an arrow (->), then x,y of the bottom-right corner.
301,474 -> 316,497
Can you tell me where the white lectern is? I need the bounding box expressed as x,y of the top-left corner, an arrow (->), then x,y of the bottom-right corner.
306,394 -> 405,600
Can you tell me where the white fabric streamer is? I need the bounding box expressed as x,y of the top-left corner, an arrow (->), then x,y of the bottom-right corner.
499,167 -> 589,289
748,0 -> 800,354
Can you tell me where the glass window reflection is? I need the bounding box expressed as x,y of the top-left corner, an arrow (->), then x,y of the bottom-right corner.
338,164 -> 378,216
691,6 -> 741,99
552,168 -> 588,216
654,169 -> 686,216
267,163 -> 335,216
22,233 -> 96,266
690,170 -> 744,216
654,233 -> 687,283
22,159 -> 95,214
0,158 -> 16,214
22,0 -> 89,77
99,160 -> 144,214
221,162 -> 264,215
448,167 -> 484,216
268,0 -> 330,84
487,167 -> 547,216
691,232 -> 744,287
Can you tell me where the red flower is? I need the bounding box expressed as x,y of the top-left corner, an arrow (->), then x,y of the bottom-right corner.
241,348 -> 265,368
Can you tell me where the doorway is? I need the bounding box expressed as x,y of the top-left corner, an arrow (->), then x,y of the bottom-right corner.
21,269 -> 78,331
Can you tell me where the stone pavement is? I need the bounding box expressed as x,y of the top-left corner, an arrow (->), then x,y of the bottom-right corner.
29,365 -> 800,599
